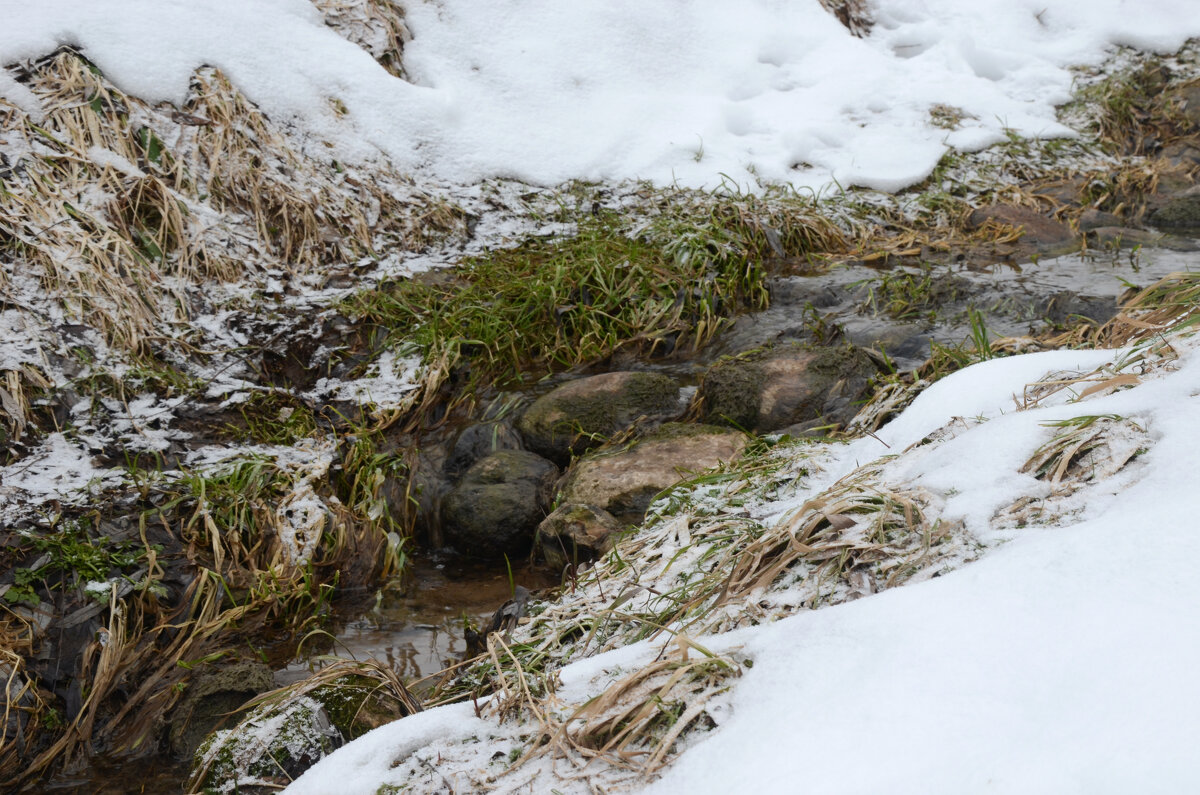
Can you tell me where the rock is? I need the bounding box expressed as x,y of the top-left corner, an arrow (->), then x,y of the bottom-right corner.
1077,208 -> 1123,231
170,660 -> 275,758
445,420 -> 523,477
1149,186 -> 1200,229
967,204 -> 1076,250
1160,138 -> 1200,170
191,671 -> 419,794
192,695 -> 343,794
1087,226 -> 1199,252
1177,81 -> 1200,130
1039,291 -> 1118,328
517,371 -> 681,465
441,450 -> 558,557
700,344 -> 881,433
380,445 -> 450,548
536,503 -> 627,572
561,423 -> 748,523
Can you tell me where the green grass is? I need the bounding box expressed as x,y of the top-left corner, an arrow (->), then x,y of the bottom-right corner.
342,194 -> 845,401
344,214 -> 768,390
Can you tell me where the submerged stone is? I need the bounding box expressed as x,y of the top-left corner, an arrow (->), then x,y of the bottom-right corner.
517,371 -> 681,465
700,344 -> 881,434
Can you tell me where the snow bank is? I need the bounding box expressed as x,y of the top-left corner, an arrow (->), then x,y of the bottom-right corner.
3,0 -> 1199,191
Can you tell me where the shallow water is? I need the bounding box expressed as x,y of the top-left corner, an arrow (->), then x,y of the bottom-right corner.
280,556 -> 561,687
717,246 -> 1196,370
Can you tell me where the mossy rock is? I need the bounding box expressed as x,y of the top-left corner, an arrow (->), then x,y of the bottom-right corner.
190,674 -> 414,794
441,450 -> 558,558
701,343 -> 881,433
517,371 -> 681,465
1150,186 -> 1200,229
169,660 -> 274,758
191,696 -> 343,795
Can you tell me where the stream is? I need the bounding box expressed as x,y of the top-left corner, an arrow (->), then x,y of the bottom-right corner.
57,241 -> 1196,794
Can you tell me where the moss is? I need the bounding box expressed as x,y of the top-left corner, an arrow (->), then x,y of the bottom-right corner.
518,372 -> 679,463
701,343 -> 880,432
700,355 -> 769,430
311,675 -> 407,740
192,697 -> 342,795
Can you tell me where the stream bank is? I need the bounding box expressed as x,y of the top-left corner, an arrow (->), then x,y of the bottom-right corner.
3,32 -> 1200,794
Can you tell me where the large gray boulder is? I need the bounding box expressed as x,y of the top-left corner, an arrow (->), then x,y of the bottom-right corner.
517,371 -> 681,465
442,450 -> 558,558
561,423 -> 748,523
700,344 -> 880,434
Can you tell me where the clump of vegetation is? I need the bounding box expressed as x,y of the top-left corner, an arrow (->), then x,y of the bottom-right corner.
343,195 -> 845,414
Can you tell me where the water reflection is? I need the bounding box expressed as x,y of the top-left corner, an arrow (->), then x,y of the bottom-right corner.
279,557 -> 560,685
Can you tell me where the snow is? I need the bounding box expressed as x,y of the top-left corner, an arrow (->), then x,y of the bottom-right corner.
3,1 -> 1200,191
651,350 -> 1200,794
1,0 -> 1197,791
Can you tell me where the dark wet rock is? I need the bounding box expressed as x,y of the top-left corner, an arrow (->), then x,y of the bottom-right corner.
381,445 -> 451,546
517,371 -> 681,465
561,423 -> 748,524
1087,226 -> 1199,251
700,344 -> 882,433
169,660 -> 274,757
445,420 -> 523,477
1078,208 -> 1124,231
441,450 -> 558,557
967,204 -> 1076,251
1149,186 -> 1200,229
536,503 -> 627,572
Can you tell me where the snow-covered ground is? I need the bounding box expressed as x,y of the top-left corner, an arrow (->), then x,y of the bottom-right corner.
3,0 -> 1200,192
2,1 -> 1199,792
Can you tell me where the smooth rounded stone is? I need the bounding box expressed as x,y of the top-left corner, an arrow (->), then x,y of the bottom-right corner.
700,344 -> 882,433
445,420 -> 523,477
536,503 -> 627,572
441,450 -> 558,558
1149,186 -> 1200,229
517,371 -> 681,465
561,423 -> 748,523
